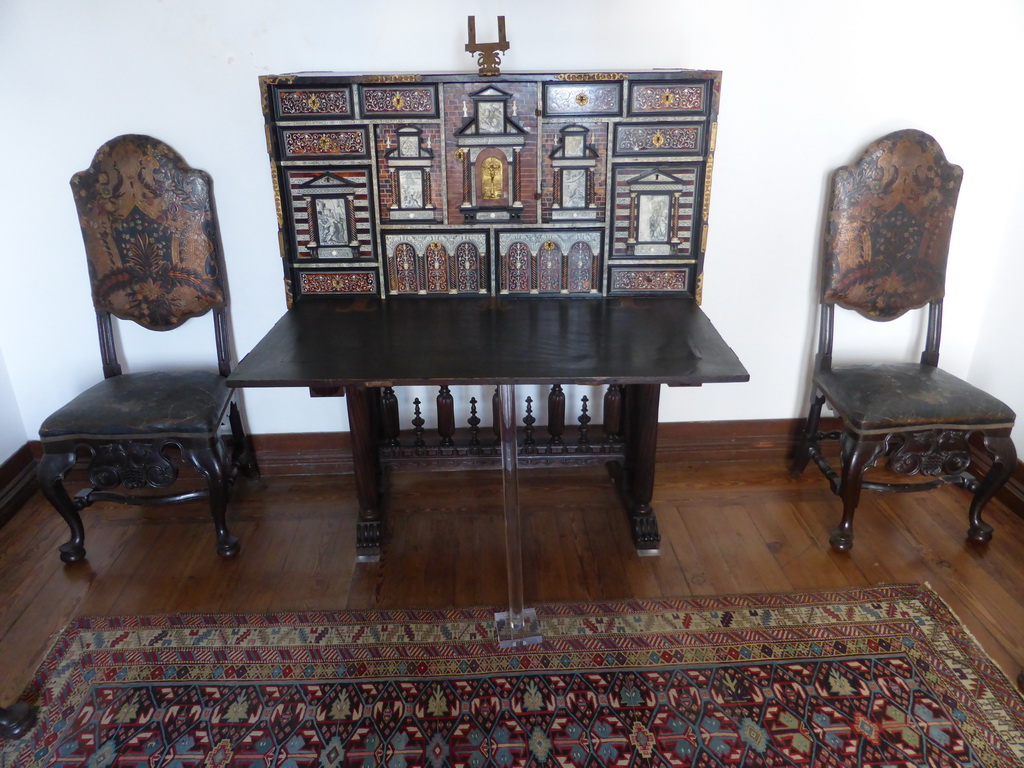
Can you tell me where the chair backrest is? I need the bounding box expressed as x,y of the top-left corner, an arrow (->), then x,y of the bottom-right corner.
70,134 -> 227,331
822,129 -> 962,321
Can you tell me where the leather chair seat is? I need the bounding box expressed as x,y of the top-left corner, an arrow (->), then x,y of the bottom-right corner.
39,371 -> 231,442
814,363 -> 1016,435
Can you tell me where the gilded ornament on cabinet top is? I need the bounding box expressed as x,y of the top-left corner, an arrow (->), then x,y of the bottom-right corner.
363,74 -> 421,83
557,73 -> 625,81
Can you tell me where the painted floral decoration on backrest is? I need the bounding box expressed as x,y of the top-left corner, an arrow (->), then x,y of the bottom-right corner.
70,134 -> 225,330
823,129 -> 963,320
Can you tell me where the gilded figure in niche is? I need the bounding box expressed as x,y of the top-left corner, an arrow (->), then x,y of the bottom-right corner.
482,157 -> 503,199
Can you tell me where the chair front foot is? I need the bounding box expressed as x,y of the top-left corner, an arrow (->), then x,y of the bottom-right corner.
59,540 -> 87,563
829,525 -> 853,552
0,701 -> 37,740
967,520 -> 993,545
216,532 -> 240,558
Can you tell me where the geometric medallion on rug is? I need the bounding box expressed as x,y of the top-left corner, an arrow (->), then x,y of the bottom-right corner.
3,584 -> 1023,767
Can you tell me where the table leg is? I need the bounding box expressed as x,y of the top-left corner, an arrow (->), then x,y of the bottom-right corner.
0,701 -> 36,740
345,385 -> 383,562
623,383 -> 662,555
493,383 -> 542,648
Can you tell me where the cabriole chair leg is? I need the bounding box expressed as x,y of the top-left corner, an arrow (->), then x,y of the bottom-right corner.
967,434 -> 1017,544
186,444 -> 240,558
37,451 -> 87,563
830,434 -> 885,552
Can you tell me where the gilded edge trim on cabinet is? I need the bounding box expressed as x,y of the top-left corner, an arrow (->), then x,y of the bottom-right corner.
259,74 -> 296,119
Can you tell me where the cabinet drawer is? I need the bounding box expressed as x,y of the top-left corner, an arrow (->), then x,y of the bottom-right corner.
358,84 -> 439,118
543,82 -> 623,117
613,122 -> 704,157
279,127 -> 370,159
627,81 -> 708,116
274,87 -> 354,120
297,269 -> 378,295
609,266 -> 691,294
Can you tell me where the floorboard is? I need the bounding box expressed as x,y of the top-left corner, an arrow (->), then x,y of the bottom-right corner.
1,456 -> 1022,704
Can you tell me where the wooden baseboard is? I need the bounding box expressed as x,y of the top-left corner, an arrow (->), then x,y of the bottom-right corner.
250,432 -> 352,476
10,419 -> 1021,521
999,462 -> 1024,512
0,445 -> 37,529
252,418 -> 819,474
250,420 -> 1024,517
656,418 -> 824,463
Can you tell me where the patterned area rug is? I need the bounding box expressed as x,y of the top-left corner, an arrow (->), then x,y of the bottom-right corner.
3,584 -> 1024,767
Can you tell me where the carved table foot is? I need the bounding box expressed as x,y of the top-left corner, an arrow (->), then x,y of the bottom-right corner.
0,702 -> 37,740
630,506 -> 661,556
356,520 -> 383,562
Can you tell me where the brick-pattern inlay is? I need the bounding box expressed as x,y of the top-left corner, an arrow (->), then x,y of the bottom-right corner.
612,164 -> 698,258
284,169 -> 374,262
541,121 -> 609,224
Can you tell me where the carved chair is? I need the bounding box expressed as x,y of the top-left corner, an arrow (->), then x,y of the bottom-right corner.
791,129 -> 1016,551
37,134 -> 258,563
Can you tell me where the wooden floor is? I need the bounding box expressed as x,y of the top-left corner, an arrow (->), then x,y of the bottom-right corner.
2,456 -> 1024,704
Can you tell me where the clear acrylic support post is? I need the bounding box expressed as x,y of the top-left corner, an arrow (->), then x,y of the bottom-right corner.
493,383 -> 542,648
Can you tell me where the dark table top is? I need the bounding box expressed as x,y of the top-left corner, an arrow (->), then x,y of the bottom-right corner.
228,296 -> 749,389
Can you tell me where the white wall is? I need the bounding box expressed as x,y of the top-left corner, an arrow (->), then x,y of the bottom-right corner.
0,0 -> 1021,453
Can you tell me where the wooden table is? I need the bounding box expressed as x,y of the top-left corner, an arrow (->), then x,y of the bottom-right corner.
229,294 -> 746,644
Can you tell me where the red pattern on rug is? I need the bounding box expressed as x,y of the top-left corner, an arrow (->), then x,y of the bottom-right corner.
2,584 -> 1023,767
